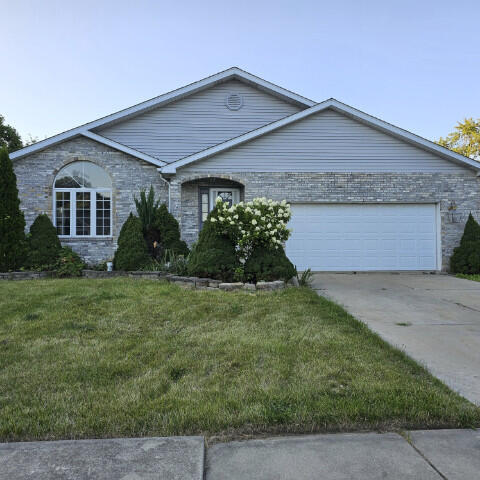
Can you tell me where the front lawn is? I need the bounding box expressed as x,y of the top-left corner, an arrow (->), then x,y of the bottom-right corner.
1,279 -> 478,442
456,274 -> 480,282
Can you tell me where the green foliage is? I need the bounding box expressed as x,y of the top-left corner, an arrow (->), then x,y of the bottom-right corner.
460,213 -> 480,245
450,241 -> 480,274
209,197 -> 291,256
297,268 -> 313,287
187,209 -> 239,281
113,214 -> 150,271
450,214 -> 480,274
151,203 -> 189,257
53,247 -> 85,277
0,147 -> 26,271
143,249 -> 189,275
438,117 -> 480,160
26,214 -> 61,270
0,115 -> 23,153
244,244 -> 296,282
134,185 -> 159,234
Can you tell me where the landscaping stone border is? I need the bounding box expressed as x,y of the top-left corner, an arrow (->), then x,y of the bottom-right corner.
82,270 -> 286,291
0,271 -> 51,281
0,269 -> 288,292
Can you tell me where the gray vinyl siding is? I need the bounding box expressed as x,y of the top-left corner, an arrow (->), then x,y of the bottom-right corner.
97,80 -> 302,162
180,109 -> 470,174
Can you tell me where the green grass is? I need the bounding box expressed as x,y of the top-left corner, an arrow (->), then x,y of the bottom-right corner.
456,274 -> 480,282
0,279 -> 478,442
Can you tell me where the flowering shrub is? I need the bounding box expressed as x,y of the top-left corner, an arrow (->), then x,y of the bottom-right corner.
208,197 -> 292,256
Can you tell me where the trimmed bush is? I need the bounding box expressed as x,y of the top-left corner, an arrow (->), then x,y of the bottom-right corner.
244,244 -> 296,283
450,214 -> 480,274
113,213 -> 150,271
26,214 -> 61,270
152,204 -> 189,257
460,213 -> 480,245
187,209 -> 239,281
54,247 -> 85,277
0,147 -> 26,271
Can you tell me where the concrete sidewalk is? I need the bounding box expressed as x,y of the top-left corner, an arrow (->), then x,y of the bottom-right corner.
0,436 -> 205,480
1,429 -> 478,479
206,429 -> 480,480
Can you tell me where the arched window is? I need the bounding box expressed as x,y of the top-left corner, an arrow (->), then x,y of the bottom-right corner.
53,161 -> 112,237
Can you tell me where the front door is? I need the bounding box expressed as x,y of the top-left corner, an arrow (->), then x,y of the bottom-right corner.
199,187 -> 240,226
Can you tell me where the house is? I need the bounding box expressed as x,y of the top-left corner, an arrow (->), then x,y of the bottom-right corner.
11,67 -> 480,271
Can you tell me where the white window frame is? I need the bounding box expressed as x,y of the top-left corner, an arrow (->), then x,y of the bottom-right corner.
53,187 -> 112,238
209,188 -> 240,210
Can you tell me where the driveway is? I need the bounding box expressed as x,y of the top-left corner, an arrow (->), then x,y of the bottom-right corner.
312,273 -> 480,405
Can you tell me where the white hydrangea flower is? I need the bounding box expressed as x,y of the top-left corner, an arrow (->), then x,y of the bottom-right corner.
233,214 -> 239,219
218,216 -> 224,222
281,199 -> 287,206
267,222 -> 272,228
230,221 -> 235,225
210,217 -> 217,223
251,218 -> 257,225
255,226 -> 260,231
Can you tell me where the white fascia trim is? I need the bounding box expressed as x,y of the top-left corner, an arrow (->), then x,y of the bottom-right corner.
10,67 -> 315,161
81,131 -> 165,166
162,98 -> 480,173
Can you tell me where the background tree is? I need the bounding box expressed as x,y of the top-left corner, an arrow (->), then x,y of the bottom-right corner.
0,115 -> 23,153
438,118 -> 480,160
0,147 -> 26,271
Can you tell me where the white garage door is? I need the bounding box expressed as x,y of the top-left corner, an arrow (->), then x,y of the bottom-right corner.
286,204 -> 438,271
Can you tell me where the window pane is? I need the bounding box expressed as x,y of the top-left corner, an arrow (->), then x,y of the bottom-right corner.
76,192 -> 91,236
55,162 -> 111,188
96,192 -> 111,235
217,191 -> 233,207
201,193 -> 209,221
82,162 -> 111,188
55,191 -> 70,235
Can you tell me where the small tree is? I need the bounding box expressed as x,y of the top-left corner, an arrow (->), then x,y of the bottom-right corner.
113,213 -> 150,270
187,208 -> 239,281
26,214 -> 62,269
460,213 -> 480,245
0,147 -> 26,271
152,204 -> 189,257
450,214 -> 480,274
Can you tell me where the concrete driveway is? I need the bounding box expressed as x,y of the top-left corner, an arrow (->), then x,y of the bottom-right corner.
312,273 -> 480,405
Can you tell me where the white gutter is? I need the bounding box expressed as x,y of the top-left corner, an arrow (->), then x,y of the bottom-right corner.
158,169 -> 171,212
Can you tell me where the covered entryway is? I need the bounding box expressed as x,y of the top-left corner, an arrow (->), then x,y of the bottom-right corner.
286,204 -> 438,271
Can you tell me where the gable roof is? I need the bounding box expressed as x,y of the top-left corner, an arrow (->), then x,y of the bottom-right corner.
161,98 -> 480,174
9,68 -> 315,164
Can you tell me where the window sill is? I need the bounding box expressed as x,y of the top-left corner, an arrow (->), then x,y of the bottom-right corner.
60,237 -> 113,242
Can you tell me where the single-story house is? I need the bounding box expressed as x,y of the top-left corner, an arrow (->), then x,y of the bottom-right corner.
11,67 -> 480,271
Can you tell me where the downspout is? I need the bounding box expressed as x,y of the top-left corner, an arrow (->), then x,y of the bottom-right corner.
157,168 -> 171,212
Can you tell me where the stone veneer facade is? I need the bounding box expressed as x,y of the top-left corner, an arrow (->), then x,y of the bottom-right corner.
172,171 -> 480,271
13,137 -> 480,270
13,137 -> 167,264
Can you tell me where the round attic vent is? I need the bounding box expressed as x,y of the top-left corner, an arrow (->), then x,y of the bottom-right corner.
225,93 -> 243,111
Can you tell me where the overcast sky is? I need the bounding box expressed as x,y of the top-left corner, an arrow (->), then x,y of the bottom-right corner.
2,0 -> 479,143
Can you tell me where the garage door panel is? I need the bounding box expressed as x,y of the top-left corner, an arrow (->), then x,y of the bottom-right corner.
286,204 -> 437,271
